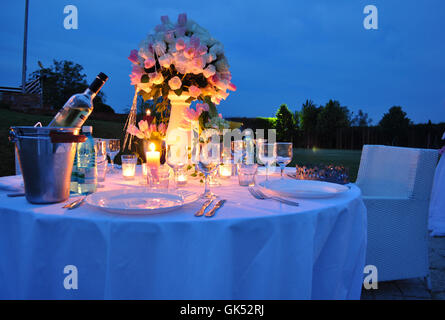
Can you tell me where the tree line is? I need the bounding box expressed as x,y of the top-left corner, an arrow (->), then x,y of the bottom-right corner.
228,100 -> 445,150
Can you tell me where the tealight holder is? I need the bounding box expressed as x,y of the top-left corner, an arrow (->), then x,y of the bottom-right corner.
219,163 -> 232,179
121,154 -> 137,180
176,167 -> 187,186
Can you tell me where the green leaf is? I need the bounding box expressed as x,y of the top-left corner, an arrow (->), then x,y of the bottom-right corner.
174,88 -> 183,96
141,74 -> 149,83
185,97 -> 194,104
161,84 -> 169,98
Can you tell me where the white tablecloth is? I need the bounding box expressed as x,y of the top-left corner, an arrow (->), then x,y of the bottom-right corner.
0,169 -> 367,299
429,153 -> 445,236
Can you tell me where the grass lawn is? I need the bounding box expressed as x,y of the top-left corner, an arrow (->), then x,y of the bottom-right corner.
0,109 -> 126,177
1,109 -> 363,180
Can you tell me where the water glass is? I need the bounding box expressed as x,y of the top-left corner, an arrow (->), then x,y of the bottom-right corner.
121,154 -> 137,180
106,139 -> 121,173
276,142 -> 293,178
237,163 -> 258,186
166,144 -> 188,190
257,142 -> 277,182
147,165 -> 170,189
95,139 -> 108,183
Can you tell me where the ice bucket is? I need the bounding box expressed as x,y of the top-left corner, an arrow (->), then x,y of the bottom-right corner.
9,126 -> 86,204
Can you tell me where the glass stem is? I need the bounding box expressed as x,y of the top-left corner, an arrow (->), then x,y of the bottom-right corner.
173,169 -> 178,190
280,164 -> 284,178
266,165 -> 269,182
204,173 -> 210,196
110,157 -> 114,171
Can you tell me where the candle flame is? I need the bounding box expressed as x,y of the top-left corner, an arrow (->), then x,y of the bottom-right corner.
146,109 -> 151,116
149,143 -> 156,152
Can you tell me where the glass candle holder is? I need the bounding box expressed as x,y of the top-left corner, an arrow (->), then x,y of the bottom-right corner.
121,154 -> 137,180
176,167 -> 187,186
237,163 -> 258,186
219,163 -> 232,179
147,164 -> 170,189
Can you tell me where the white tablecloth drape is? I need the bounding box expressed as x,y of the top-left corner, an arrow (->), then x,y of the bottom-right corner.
0,171 -> 367,299
429,147 -> 445,236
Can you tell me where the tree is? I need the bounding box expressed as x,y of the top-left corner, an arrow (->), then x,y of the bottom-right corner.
351,109 -> 372,127
275,104 -> 295,142
379,106 -> 412,145
299,99 -> 320,148
30,60 -> 113,113
316,100 -> 350,135
316,100 -> 351,148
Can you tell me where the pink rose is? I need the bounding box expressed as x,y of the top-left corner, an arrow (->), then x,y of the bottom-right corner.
168,76 -> 182,90
129,65 -> 144,85
144,57 -> 155,69
128,49 -> 139,64
196,103 -> 209,113
203,65 -> 216,78
188,85 -> 201,98
196,45 -> 208,56
161,15 -> 170,24
175,38 -> 186,51
228,82 -> 237,91
158,123 -> 167,135
177,13 -> 187,26
183,47 -> 196,59
218,113 -> 223,119
190,35 -> 200,48
149,72 -> 164,84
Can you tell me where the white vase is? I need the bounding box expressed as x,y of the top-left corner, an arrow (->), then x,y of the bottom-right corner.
166,92 -> 191,145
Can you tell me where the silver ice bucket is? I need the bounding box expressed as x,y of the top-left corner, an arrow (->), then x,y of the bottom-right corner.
9,126 -> 86,204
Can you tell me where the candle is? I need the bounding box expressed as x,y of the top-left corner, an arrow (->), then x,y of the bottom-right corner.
176,172 -> 187,186
146,143 -> 160,181
121,154 -> 137,180
143,109 -> 154,124
219,163 -> 232,179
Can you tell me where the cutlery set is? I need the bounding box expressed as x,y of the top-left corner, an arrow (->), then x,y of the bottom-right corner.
195,199 -> 226,218
248,187 -> 299,207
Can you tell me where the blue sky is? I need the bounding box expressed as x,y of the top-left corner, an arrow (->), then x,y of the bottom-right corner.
1,0 -> 444,124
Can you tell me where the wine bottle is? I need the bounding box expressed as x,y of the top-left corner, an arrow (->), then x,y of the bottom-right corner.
48,72 -> 108,128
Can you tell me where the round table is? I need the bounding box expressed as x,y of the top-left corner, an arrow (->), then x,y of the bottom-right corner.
0,169 -> 367,299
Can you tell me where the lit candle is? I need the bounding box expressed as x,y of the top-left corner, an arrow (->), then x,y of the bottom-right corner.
176,173 -> 187,186
121,154 -> 137,180
146,143 -> 160,180
219,163 -> 232,179
143,109 -> 154,124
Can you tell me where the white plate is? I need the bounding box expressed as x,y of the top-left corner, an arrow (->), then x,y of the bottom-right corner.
258,179 -> 349,199
86,189 -> 199,215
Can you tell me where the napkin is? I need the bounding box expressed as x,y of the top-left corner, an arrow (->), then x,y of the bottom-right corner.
0,175 -> 24,192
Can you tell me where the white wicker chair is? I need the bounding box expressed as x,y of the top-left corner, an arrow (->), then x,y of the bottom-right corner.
356,145 -> 438,287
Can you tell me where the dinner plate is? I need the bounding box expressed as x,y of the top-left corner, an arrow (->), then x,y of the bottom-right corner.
86,189 -> 199,214
258,179 -> 349,199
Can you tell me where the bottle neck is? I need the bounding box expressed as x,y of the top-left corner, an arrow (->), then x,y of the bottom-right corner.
84,88 -> 96,100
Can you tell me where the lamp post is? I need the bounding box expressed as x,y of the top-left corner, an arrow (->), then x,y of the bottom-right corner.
21,0 -> 29,93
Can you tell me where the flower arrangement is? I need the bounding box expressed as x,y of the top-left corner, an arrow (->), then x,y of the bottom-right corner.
128,13 -> 236,106
127,120 -> 167,141
124,13 -> 239,149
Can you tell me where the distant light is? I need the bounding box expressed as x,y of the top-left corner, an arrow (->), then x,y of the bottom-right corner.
312,146 -> 318,152
146,109 -> 151,116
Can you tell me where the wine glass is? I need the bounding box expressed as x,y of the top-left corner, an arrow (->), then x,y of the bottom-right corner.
166,144 -> 188,190
276,142 -> 293,178
94,139 -> 108,186
106,139 -> 120,173
195,141 -> 221,199
257,142 -> 277,183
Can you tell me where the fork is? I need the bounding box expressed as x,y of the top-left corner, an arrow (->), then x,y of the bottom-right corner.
248,187 -> 299,207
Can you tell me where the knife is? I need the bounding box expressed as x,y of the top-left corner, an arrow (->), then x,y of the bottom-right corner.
205,200 -> 226,218
195,199 -> 213,217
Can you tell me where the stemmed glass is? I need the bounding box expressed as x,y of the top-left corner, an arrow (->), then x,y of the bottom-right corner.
257,142 -> 277,183
106,139 -> 120,173
195,141 -> 221,199
94,139 -> 108,186
276,142 -> 293,178
166,144 -> 188,190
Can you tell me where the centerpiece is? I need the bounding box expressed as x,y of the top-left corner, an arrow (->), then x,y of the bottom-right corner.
124,13 -> 237,152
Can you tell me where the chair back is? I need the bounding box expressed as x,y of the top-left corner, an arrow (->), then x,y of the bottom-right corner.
356,145 -> 438,199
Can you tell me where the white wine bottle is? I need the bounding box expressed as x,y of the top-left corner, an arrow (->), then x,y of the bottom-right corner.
48,73 -> 108,128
